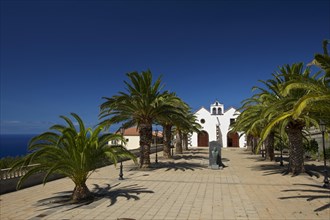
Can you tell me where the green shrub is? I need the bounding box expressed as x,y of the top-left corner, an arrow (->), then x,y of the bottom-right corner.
304,139 -> 318,154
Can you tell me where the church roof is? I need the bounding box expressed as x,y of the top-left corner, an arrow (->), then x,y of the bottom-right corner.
194,106 -> 209,114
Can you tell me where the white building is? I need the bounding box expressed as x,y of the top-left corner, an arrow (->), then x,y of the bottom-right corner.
108,127 -> 162,150
190,101 -> 246,148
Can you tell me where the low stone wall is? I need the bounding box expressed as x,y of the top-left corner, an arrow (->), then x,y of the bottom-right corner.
0,145 -> 163,195
0,173 -> 64,195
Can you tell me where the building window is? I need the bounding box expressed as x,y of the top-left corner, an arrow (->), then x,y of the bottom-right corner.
230,118 -> 235,125
200,119 -> 205,124
218,107 -> 222,115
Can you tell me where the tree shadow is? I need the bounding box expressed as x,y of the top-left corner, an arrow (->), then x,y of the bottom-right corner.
246,155 -> 323,178
150,148 -> 231,171
93,183 -> 154,207
248,163 -> 289,176
278,183 -> 330,212
172,148 -> 209,160
173,154 -> 208,161
34,183 -> 154,213
151,161 -> 206,171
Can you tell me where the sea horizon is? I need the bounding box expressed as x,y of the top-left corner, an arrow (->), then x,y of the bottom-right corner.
0,134 -> 37,158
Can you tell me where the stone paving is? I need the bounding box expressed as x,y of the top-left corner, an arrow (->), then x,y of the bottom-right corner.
0,147 -> 329,220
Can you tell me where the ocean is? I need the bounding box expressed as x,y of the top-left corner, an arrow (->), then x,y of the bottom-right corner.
0,134 -> 36,158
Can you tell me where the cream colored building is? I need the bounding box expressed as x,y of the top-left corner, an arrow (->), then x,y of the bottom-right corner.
108,127 -> 162,150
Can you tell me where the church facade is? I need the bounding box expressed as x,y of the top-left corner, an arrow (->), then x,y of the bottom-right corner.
190,101 -> 246,148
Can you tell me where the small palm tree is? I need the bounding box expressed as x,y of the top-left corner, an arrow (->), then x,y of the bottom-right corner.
11,113 -> 136,202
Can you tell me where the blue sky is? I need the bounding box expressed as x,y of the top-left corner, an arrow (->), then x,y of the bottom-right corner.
1,0 -> 329,134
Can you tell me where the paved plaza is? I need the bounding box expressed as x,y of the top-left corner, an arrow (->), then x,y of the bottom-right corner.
0,147 -> 329,220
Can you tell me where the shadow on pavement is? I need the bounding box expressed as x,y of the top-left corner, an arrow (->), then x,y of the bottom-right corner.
93,183 -> 154,207
173,154 -> 208,161
35,183 -> 154,212
163,161 -> 205,171
278,183 -> 330,212
248,163 -> 288,176
247,155 -> 324,178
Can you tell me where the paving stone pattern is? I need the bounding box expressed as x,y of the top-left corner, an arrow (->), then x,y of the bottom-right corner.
0,148 -> 329,220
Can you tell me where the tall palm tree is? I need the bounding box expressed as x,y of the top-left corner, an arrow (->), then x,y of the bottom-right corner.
162,123 -> 173,158
174,111 -> 201,154
99,70 -> 185,168
11,113 -> 136,202
232,98 -> 263,154
261,63 -> 320,175
155,93 -> 188,158
233,94 -> 276,161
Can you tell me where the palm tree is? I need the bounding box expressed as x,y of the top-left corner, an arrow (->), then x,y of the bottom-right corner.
100,70 -> 185,168
162,123 -> 174,158
155,93 -> 189,158
174,111 -> 201,154
232,98 -> 263,154
233,94 -> 276,160
11,113 -> 136,202
261,63 -> 321,175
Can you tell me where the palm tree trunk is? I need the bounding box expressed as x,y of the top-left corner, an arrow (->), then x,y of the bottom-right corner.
286,122 -> 305,175
163,124 -> 172,158
139,123 -> 152,168
252,136 -> 258,154
183,133 -> 188,151
71,183 -> 92,202
176,130 -> 183,154
265,132 -> 275,161
246,135 -> 253,152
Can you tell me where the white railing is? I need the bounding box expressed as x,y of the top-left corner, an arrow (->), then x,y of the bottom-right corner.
0,164 -> 39,180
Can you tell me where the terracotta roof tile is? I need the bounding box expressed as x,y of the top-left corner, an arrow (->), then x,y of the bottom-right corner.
118,126 -> 163,137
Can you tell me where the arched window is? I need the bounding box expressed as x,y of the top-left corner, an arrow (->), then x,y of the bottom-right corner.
218,107 -> 222,115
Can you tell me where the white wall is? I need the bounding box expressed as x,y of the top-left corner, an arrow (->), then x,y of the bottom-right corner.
123,136 -> 140,150
191,105 -> 246,148
191,107 -> 215,146
108,135 -> 140,150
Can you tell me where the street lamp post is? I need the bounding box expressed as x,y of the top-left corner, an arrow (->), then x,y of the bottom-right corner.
119,127 -> 125,180
280,144 -> 284,166
155,128 -> 158,163
319,120 -> 329,188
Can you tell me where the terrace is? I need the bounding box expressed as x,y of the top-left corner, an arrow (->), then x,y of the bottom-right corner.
0,147 -> 329,220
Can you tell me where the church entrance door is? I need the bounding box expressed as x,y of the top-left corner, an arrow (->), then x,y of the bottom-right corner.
198,131 -> 209,147
227,131 -> 239,147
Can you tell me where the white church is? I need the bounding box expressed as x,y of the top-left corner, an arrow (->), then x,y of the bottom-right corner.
190,101 -> 246,148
